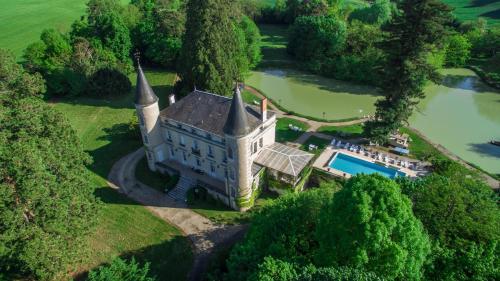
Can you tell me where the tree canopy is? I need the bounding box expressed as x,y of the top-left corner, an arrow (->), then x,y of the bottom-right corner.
178,0 -> 241,96
0,49 -> 98,280
86,257 -> 155,281
316,174 -> 430,280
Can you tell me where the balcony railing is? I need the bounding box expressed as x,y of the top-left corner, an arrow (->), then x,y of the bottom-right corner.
192,147 -> 201,156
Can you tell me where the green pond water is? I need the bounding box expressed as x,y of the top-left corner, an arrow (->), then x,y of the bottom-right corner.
247,68 -> 500,174
246,69 -> 379,120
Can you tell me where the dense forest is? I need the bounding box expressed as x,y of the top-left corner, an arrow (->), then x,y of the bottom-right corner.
1,0 -> 499,281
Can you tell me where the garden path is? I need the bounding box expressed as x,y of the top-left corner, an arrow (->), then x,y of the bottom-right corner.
107,148 -> 247,281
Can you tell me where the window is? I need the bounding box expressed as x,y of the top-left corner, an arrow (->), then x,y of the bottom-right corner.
182,152 -> 187,163
169,147 -> 174,157
196,158 -> 201,166
208,145 -> 214,157
253,142 -> 258,154
259,138 -> 263,147
143,134 -> 149,144
210,163 -> 215,174
227,146 -> 233,159
180,135 -> 185,146
192,139 -> 198,149
228,167 -> 235,181
166,130 -> 172,141
223,151 -> 227,163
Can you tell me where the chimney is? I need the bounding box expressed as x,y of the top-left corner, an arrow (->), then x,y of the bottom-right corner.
260,98 -> 267,122
168,94 -> 176,105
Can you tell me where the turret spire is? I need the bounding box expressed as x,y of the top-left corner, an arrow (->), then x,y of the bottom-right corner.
135,59 -> 158,106
223,84 -> 251,136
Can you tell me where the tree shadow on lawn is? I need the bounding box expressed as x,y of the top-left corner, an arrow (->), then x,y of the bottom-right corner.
73,234 -> 193,281
481,8 -> 500,20
87,123 -> 142,180
467,0 -> 499,8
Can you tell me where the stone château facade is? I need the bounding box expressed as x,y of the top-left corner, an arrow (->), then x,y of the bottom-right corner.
134,64 -> 313,210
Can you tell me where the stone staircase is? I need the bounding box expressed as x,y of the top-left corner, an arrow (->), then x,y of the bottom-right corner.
168,174 -> 196,202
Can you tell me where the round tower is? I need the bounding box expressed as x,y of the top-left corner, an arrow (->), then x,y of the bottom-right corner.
223,85 -> 253,210
134,63 -> 163,171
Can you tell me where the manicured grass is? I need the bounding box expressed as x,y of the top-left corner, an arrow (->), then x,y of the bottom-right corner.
301,135 -> 331,155
400,127 -> 448,161
258,24 -> 296,67
135,157 -> 179,193
318,124 -> 364,138
276,117 -> 310,142
242,89 -> 261,105
442,0 -> 500,27
187,188 -> 277,225
53,69 -> 193,280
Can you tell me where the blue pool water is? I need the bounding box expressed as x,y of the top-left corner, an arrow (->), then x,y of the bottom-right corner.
329,153 -> 405,179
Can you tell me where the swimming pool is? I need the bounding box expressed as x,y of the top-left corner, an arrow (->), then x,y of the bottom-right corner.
329,152 -> 405,179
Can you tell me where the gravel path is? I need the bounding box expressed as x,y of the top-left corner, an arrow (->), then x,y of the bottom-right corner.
107,148 -> 247,281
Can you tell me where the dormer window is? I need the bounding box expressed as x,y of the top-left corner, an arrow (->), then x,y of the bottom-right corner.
227,146 -> 234,159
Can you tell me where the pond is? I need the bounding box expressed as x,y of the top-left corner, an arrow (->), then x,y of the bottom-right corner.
246,69 -> 379,120
410,68 -> 500,175
247,68 -> 500,174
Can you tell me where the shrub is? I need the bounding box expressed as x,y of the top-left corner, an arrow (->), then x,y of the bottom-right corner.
445,34 -> 471,67
86,257 -> 155,281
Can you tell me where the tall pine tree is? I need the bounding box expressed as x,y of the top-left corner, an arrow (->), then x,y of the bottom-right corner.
178,0 -> 240,96
364,0 -> 451,143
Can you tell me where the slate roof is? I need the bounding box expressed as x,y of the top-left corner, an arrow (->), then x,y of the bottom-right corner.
254,143 -> 314,177
160,90 -> 273,136
223,86 -> 251,136
135,64 -> 158,106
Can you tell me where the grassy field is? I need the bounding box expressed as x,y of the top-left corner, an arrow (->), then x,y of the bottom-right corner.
53,69 -> 193,281
276,117 -> 310,142
0,0 -> 128,58
442,0 -> 500,26
318,124 -> 364,138
301,135 -> 330,155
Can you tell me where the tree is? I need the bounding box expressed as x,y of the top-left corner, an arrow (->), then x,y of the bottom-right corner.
178,0 -> 240,96
0,49 -> 45,99
235,15 -> 262,78
86,0 -> 132,63
87,67 -> 132,96
225,189 -> 334,281
288,15 -> 346,72
248,257 -> 383,281
445,34 -> 471,67
364,0 -> 452,143
0,96 -> 98,279
86,257 -> 155,281
400,160 -> 500,281
316,174 -> 430,280
349,0 -> 393,25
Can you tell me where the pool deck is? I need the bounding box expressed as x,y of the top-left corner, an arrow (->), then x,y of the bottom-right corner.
313,146 -> 421,179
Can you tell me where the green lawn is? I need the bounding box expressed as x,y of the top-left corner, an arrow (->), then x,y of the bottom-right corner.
318,124 -> 364,138
242,89 -> 261,105
258,24 -> 296,67
400,127 -> 448,161
301,135 -> 331,155
443,0 -> 500,27
0,0 -> 128,58
53,69 -> 193,281
187,188 -> 277,225
276,117 -> 310,142
135,157 -> 179,193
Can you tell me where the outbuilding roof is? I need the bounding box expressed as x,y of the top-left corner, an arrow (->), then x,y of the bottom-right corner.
160,89 -> 274,136
254,143 -> 314,177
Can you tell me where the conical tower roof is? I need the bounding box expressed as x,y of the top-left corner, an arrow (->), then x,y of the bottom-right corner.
223,85 -> 251,136
135,63 -> 158,106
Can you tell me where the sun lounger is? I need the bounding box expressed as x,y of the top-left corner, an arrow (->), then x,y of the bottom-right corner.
330,138 -> 336,145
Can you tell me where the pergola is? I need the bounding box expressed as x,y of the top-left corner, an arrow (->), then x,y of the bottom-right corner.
254,143 -> 314,184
